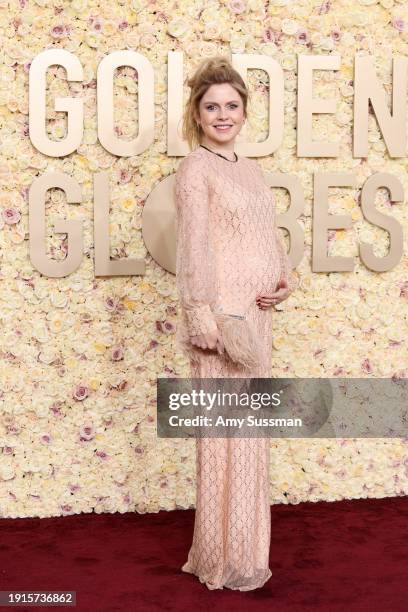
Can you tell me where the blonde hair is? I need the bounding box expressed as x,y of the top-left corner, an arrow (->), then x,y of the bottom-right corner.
181,56 -> 248,151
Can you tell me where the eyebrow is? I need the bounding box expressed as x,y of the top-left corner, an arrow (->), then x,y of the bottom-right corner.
203,100 -> 240,104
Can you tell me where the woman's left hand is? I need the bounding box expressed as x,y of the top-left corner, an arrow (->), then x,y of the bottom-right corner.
256,279 -> 290,309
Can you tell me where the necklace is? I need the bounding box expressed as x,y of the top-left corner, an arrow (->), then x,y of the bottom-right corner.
199,144 -> 238,163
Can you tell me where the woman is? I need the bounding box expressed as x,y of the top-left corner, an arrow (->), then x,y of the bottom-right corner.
174,56 -> 298,591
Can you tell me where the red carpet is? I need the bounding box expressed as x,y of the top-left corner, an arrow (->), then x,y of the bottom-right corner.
0,496 -> 407,611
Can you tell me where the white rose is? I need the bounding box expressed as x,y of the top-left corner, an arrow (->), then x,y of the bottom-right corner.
259,42 -> 278,56
0,464 -> 15,481
310,32 -> 323,47
50,291 -> 69,308
32,396 -> 50,418
341,32 -> 355,47
71,0 -> 88,10
320,37 -> 335,51
167,17 -> 189,38
199,42 -> 219,58
38,348 -> 58,365
203,21 -> 221,40
32,322 -> 49,343
281,54 -> 296,71
230,34 -> 248,53
281,19 -> 299,35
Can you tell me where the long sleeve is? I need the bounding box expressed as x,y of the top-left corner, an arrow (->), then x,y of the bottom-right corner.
174,154 -> 218,337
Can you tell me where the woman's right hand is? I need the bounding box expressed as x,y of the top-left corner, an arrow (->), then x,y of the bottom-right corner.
190,328 -> 224,355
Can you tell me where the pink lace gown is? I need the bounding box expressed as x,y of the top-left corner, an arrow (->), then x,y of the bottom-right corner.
174,144 -> 298,591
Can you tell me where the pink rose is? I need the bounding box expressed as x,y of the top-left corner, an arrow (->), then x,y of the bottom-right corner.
95,450 -> 109,460
2,208 -> 21,225
111,346 -> 124,361
50,25 -> 67,39
400,281 -> 408,298
119,169 -> 132,184
228,0 -> 246,15
361,358 -> 373,374
318,1 -> 331,15
331,28 -> 342,42
156,320 -> 175,334
296,29 -> 310,45
146,339 -> 159,351
392,18 -> 405,32
50,402 -> 62,416
89,16 -> 103,32
163,321 -> 175,334
80,424 -> 95,441
105,297 -> 121,312
73,385 -> 89,401
263,27 -> 276,44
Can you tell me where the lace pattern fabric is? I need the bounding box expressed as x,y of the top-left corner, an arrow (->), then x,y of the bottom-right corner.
174,145 -> 298,591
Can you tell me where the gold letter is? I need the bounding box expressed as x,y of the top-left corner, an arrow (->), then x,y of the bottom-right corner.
360,173 -> 404,271
29,49 -> 83,157
262,171 -> 305,268
354,56 -> 407,158
29,172 -> 83,276
97,50 -> 154,156
94,172 -> 146,276
298,55 -> 341,157
232,53 -> 284,157
313,173 -> 357,271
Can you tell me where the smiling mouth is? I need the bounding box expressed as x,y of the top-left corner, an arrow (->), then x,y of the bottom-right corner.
214,125 -> 233,131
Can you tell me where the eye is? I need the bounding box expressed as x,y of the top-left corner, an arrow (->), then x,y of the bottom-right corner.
205,103 -> 239,111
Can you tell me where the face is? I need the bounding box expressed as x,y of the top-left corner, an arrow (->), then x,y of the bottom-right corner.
195,82 -> 246,147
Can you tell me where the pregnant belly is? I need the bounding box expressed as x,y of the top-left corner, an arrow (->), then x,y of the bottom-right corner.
260,261 -> 282,293
245,253 -> 282,293
216,263 -> 281,316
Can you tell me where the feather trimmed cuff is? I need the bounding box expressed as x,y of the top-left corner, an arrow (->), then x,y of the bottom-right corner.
185,305 -> 218,337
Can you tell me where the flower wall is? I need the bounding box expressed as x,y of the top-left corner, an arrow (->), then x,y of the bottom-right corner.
0,0 -> 407,518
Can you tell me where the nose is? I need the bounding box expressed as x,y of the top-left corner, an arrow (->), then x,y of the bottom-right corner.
217,108 -> 229,120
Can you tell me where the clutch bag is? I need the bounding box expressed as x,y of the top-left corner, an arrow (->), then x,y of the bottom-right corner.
177,306 -> 263,370
213,309 -> 263,370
